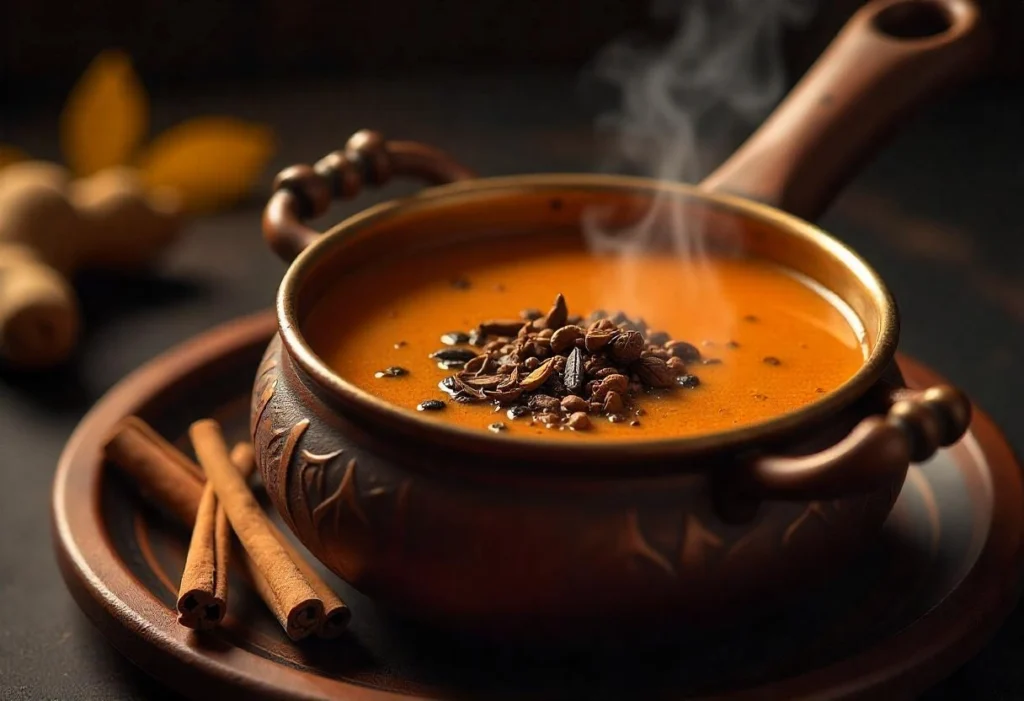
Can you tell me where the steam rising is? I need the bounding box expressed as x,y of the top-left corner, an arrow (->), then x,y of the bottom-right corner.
585,0 -> 814,257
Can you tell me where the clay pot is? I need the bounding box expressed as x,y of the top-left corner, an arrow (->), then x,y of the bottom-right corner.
253,0 -> 985,638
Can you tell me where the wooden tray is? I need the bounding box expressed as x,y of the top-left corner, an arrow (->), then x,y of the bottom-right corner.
52,311 -> 1024,701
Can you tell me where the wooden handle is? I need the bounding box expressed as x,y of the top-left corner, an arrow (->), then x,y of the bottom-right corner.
747,384 -> 971,500
700,0 -> 989,221
262,130 -> 476,262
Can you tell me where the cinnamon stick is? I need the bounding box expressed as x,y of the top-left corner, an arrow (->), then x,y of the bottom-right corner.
103,416 -> 349,639
277,530 -> 351,638
176,443 -> 254,630
223,450 -> 349,637
103,416 -> 204,525
190,419 -> 324,641
231,535 -> 351,639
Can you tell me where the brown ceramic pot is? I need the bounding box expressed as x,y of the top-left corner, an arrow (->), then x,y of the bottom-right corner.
253,0 -> 986,638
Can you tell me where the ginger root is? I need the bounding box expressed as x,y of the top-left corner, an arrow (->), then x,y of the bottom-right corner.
0,161 -> 183,368
70,167 -> 182,269
0,244 -> 79,369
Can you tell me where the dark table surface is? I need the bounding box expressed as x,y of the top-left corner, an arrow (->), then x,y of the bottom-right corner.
1,71 -> 1022,700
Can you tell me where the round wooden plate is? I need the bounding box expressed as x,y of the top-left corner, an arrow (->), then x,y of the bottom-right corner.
53,311 -> 1024,701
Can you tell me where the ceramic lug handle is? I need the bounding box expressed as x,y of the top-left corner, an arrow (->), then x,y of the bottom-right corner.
700,0 -> 989,222
746,384 -> 971,500
263,131 -> 476,262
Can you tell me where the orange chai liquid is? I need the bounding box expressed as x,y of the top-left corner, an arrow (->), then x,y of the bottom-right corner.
305,236 -> 866,441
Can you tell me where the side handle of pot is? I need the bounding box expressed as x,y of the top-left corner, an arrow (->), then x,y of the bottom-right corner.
699,0 -> 990,222
262,131 -> 476,262
744,384 -> 971,501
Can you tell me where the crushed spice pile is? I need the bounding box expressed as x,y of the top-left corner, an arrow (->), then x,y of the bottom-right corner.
428,294 -> 710,431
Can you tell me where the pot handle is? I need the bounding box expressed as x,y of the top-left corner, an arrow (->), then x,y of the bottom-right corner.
700,0 -> 989,221
263,130 -> 477,262
743,384 -> 971,501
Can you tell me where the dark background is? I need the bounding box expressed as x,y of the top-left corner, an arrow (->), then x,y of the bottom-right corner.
3,0 -> 1023,112
1,0 -> 1023,698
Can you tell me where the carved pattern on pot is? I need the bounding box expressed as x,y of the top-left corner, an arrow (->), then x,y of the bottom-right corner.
614,509 -> 676,577
782,502 -> 829,546
679,514 -> 724,573
278,440 -> 390,581
629,500 -> 854,581
312,455 -> 368,535
254,421 -> 290,528
276,419 -> 310,533
294,445 -> 344,547
252,350 -> 278,431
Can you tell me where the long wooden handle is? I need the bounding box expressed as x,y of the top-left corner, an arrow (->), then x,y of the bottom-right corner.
700,0 -> 989,221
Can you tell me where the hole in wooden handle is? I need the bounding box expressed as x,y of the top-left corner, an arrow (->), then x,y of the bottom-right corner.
872,0 -> 956,39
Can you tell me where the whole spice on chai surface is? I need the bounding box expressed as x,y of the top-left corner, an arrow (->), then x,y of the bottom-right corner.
434,294 -> 708,431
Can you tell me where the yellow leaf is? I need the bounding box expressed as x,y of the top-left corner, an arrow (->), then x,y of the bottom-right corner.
60,50 -> 148,176
0,146 -> 30,171
136,117 -> 275,214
